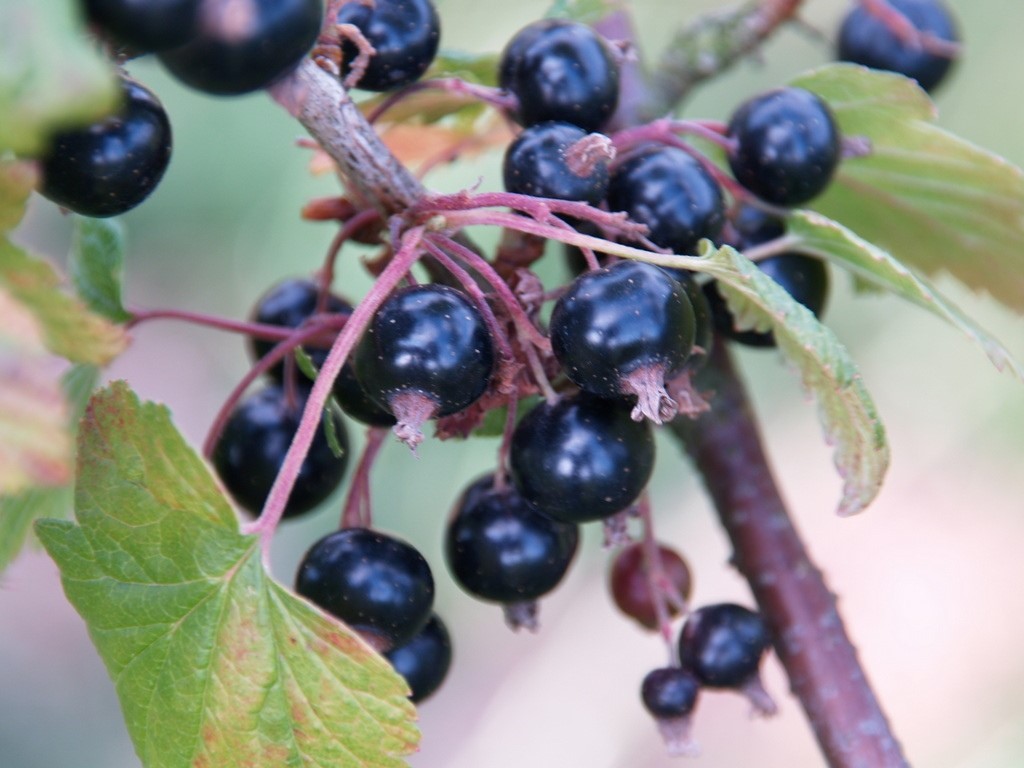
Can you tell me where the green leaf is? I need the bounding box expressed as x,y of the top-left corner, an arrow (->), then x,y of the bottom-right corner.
69,216 -> 131,323
0,159 -> 38,232
428,50 -> 499,86
0,239 -> 127,364
786,210 -> 1024,380
793,64 -> 1024,313
36,382 -> 417,768
0,363 -> 96,573
0,0 -> 118,155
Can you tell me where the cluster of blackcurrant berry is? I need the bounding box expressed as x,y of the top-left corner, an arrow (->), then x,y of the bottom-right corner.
31,0 -> 961,750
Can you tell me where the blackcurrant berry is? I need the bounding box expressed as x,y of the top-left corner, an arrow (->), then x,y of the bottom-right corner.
445,473 -> 579,629
703,253 -> 829,348
499,19 -> 619,132
354,284 -> 494,448
84,0 -> 201,52
336,0 -> 441,92
384,613 -> 452,703
248,278 -> 351,387
295,527 -> 434,650
608,146 -> 725,255
159,0 -> 322,95
503,121 -> 609,205
674,273 -> 713,372
678,603 -> 770,688
609,542 -> 692,631
641,667 -> 700,720
727,87 -> 841,206
39,77 -> 171,218
550,260 -> 695,423
837,0 -> 958,93
211,384 -> 348,518
331,363 -> 397,428
509,392 -> 655,524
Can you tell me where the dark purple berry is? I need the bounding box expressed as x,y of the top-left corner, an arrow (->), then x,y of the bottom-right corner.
295,527 -> 434,650
354,284 -> 494,448
384,613 -> 452,703
509,392 -> 655,524
159,0 -> 322,95
39,77 -> 171,218
211,384 -> 348,518
674,273 -> 713,372
84,0 -> 201,52
608,146 -> 725,255
503,121 -> 609,205
679,603 -> 770,688
445,473 -> 579,628
550,261 -> 695,423
248,278 -> 351,387
331,362 -> 397,427
727,87 -> 841,206
336,0 -> 441,92
499,19 -> 619,131
609,542 -> 692,631
838,0 -> 958,93
641,667 -> 700,720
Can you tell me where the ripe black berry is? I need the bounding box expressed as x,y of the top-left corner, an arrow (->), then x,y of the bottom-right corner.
295,527 -> 434,650
499,19 -> 619,132
354,284 -> 494,448
509,392 -> 655,524
550,261 -> 695,423
727,87 -> 841,206
159,0 -> 322,95
837,0 -> 958,93
445,473 -> 579,629
331,363 -> 397,428
609,542 -> 692,631
503,121 -> 609,205
641,667 -> 700,720
674,273 -> 713,372
211,384 -> 349,518
384,613 -> 452,703
84,0 -> 201,52
336,0 -> 441,92
608,146 -> 725,255
678,603 -> 770,688
39,78 -> 171,218
248,278 -> 351,387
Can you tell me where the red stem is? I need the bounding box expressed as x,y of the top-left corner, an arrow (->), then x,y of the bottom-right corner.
340,427 -> 388,529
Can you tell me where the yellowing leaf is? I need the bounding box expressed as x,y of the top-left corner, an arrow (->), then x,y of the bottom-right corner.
37,382 -> 418,768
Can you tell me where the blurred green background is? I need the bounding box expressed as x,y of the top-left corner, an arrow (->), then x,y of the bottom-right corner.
3,1 -> 1024,766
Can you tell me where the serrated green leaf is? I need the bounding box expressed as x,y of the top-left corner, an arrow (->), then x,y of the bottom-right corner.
0,239 -> 127,364
36,382 -> 418,768
0,0 -> 118,155
787,210 -> 1024,380
69,216 -> 131,323
0,362 -> 97,573
793,64 -> 1024,313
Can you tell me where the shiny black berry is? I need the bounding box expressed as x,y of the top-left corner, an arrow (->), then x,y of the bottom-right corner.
211,384 -> 348,518
332,363 -> 397,428
704,253 -> 829,348
337,0 -> 441,92
503,121 -> 609,205
610,542 -> 692,631
678,603 -> 770,688
248,278 -> 351,386
641,667 -> 700,720
837,0 -> 958,93
674,273 -> 713,372
499,19 -> 619,131
510,392 -> 655,524
608,146 -> 725,255
445,473 -> 579,628
354,284 -> 494,447
159,0 -> 322,95
84,0 -> 200,52
727,87 -> 841,206
39,78 -> 171,218
295,527 -> 434,650
550,261 -> 695,423
384,613 -> 452,703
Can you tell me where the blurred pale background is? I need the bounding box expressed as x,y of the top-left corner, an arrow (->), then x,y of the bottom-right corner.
3,1 -> 1023,766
